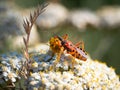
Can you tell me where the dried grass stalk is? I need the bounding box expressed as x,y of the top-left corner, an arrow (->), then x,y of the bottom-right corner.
22,3 -> 48,78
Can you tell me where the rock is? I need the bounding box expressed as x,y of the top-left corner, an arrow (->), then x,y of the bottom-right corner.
0,2 -> 40,49
68,10 -> 101,30
97,6 -> 120,29
10,8 -> 40,48
29,43 -> 50,52
36,3 -> 68,28
0,44 -> 120,89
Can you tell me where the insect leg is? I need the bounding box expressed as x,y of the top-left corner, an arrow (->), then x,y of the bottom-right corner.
54,47 -> 64,65
75,41 -> 84,50
68,50 -> 76,69
62,34 -> 68,40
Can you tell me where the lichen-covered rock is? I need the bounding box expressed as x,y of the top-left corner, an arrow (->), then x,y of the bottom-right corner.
36,3 -> 68,28
0,2 -> 40,49
0,52 -> 26,84
0,44 -> 120,90
97,6 -> 120,29
68,10 -> 101,30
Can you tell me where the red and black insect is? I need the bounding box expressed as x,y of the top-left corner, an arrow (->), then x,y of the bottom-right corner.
56,34 -> 87,61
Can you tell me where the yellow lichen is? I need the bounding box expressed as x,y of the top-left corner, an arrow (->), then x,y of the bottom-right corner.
31,62 -> 38,68
2,66 -> 8,72
48,65 -> 54,71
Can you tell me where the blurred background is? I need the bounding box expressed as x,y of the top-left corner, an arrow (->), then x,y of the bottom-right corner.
0,0 -> 120,74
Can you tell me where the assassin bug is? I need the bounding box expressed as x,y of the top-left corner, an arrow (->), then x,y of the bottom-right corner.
49,34 -> 87,65
57,34 -> 87,61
